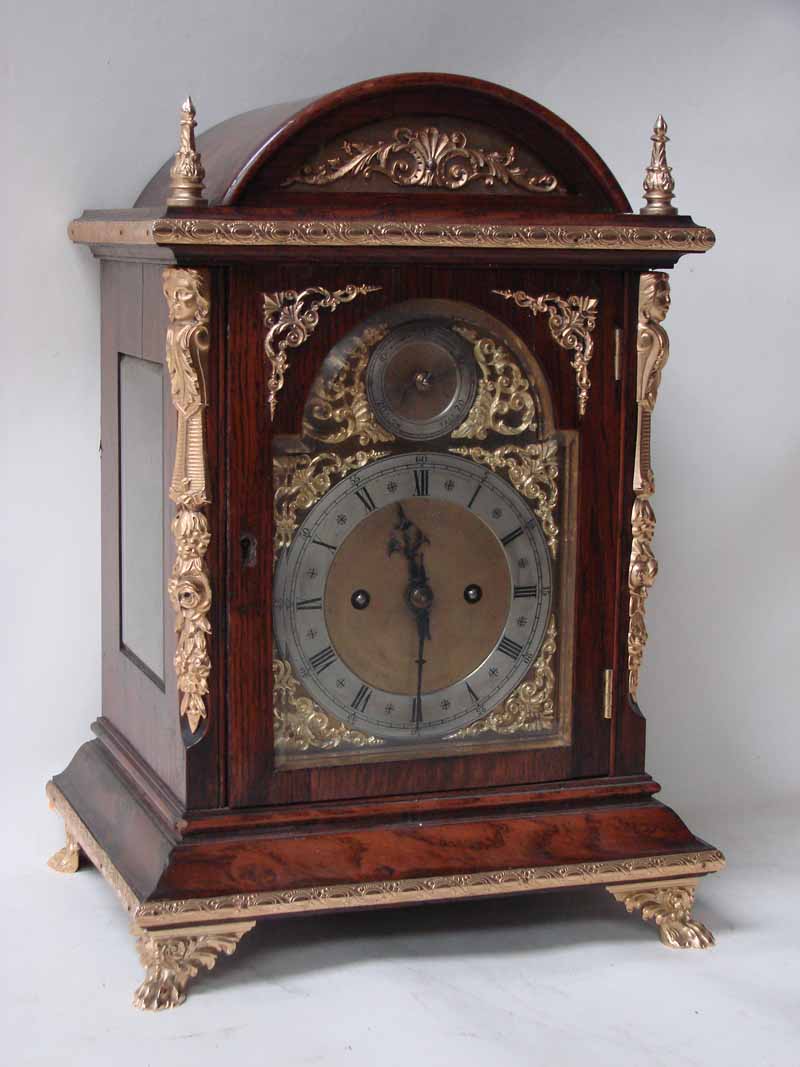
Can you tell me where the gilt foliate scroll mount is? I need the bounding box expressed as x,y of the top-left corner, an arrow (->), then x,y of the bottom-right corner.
303,325 -> 396,447
450,325 -> 540,440
262,285 -> 381,420
492,290 -> 598,417
283,126 -> 562,194
450,441 -> 559,558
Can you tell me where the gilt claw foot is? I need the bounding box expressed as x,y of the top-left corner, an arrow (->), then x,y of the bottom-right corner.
132,921 -> 256,1011
47,831 -> 81,874
607,879 -> 715,949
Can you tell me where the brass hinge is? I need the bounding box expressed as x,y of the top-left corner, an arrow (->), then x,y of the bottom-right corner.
603,668 -> 614,719
614,328 -> 623,381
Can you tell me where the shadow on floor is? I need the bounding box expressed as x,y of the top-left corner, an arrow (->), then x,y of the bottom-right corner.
206,885 -> 665,994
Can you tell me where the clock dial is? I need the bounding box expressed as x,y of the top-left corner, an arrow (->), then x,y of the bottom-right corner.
365,320 -> 477,440
274,453 -> 553,741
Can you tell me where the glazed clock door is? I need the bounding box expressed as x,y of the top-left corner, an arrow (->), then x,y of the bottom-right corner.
227,263 -> 625,808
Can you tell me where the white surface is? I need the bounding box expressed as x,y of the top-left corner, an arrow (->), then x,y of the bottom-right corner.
2,0 -> 799,1062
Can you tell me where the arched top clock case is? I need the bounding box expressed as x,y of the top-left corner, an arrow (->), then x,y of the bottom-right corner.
50,73 -> 723,1011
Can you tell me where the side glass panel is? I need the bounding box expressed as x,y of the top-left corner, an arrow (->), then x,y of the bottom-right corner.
119,353 -> 164,684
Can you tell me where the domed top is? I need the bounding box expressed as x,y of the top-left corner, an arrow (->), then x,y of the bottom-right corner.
136,72 -> 631,213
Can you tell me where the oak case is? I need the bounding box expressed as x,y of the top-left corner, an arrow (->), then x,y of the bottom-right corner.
49,73 -> 723,1010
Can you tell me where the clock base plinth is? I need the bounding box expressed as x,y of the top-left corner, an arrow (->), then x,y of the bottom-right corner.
47,740 -> 725,1009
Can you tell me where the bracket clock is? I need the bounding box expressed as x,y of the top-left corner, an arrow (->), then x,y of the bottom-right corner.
50,73 -> 724,1010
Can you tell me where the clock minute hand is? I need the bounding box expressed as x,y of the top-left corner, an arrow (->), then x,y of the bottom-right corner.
411,580 -> 431,731
387,503 -> 432,731
413,626 -> 427,731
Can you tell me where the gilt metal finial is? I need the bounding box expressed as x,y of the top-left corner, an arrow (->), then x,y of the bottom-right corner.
166,97 -> 207,208
640,114 -> 677,216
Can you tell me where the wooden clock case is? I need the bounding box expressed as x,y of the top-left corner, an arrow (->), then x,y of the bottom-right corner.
50,73 -> 724,1010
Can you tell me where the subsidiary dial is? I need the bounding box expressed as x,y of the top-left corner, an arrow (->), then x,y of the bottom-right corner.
365,320 -> 477,441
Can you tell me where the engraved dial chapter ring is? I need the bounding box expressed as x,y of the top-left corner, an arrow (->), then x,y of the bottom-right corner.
273,453 -> 553,741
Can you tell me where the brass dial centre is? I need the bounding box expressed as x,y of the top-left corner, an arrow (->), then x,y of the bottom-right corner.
324,498 -> 511,696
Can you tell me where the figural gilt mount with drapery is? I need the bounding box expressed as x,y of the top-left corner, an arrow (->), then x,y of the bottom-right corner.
54,73 -> 721,1010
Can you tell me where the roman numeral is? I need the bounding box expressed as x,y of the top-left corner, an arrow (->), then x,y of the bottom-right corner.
501,527 -> 524,547
309,646 -> 337,673
413,469 -> 429,496
355,487 -> 376,512
467,483 -> 483,508
513,585 -> 537,599
312,538 -> 337,552
497,635 -> 523,659
351,685 -> 372,712
296,597 -> 322,610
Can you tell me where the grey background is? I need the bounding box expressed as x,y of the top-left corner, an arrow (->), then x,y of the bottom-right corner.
2,1 -> 798,1063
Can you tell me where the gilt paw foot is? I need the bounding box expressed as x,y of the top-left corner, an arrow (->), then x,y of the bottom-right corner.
47,830 -> 81,874
132,921 -> 256,1011
607,879 -> 715,948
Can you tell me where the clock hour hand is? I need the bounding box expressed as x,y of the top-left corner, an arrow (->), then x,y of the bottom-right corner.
387,502 -> 429,584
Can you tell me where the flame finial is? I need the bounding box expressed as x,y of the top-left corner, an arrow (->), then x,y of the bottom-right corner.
166,97 -> 207,208
640,115 -> 677,216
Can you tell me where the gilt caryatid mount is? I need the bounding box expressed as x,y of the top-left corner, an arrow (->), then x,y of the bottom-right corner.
53,75 -> 721,1012
164,267 -> 212,734
629,271 -> 671,700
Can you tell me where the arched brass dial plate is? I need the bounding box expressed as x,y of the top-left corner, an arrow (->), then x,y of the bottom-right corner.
273,452 -> 553,741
